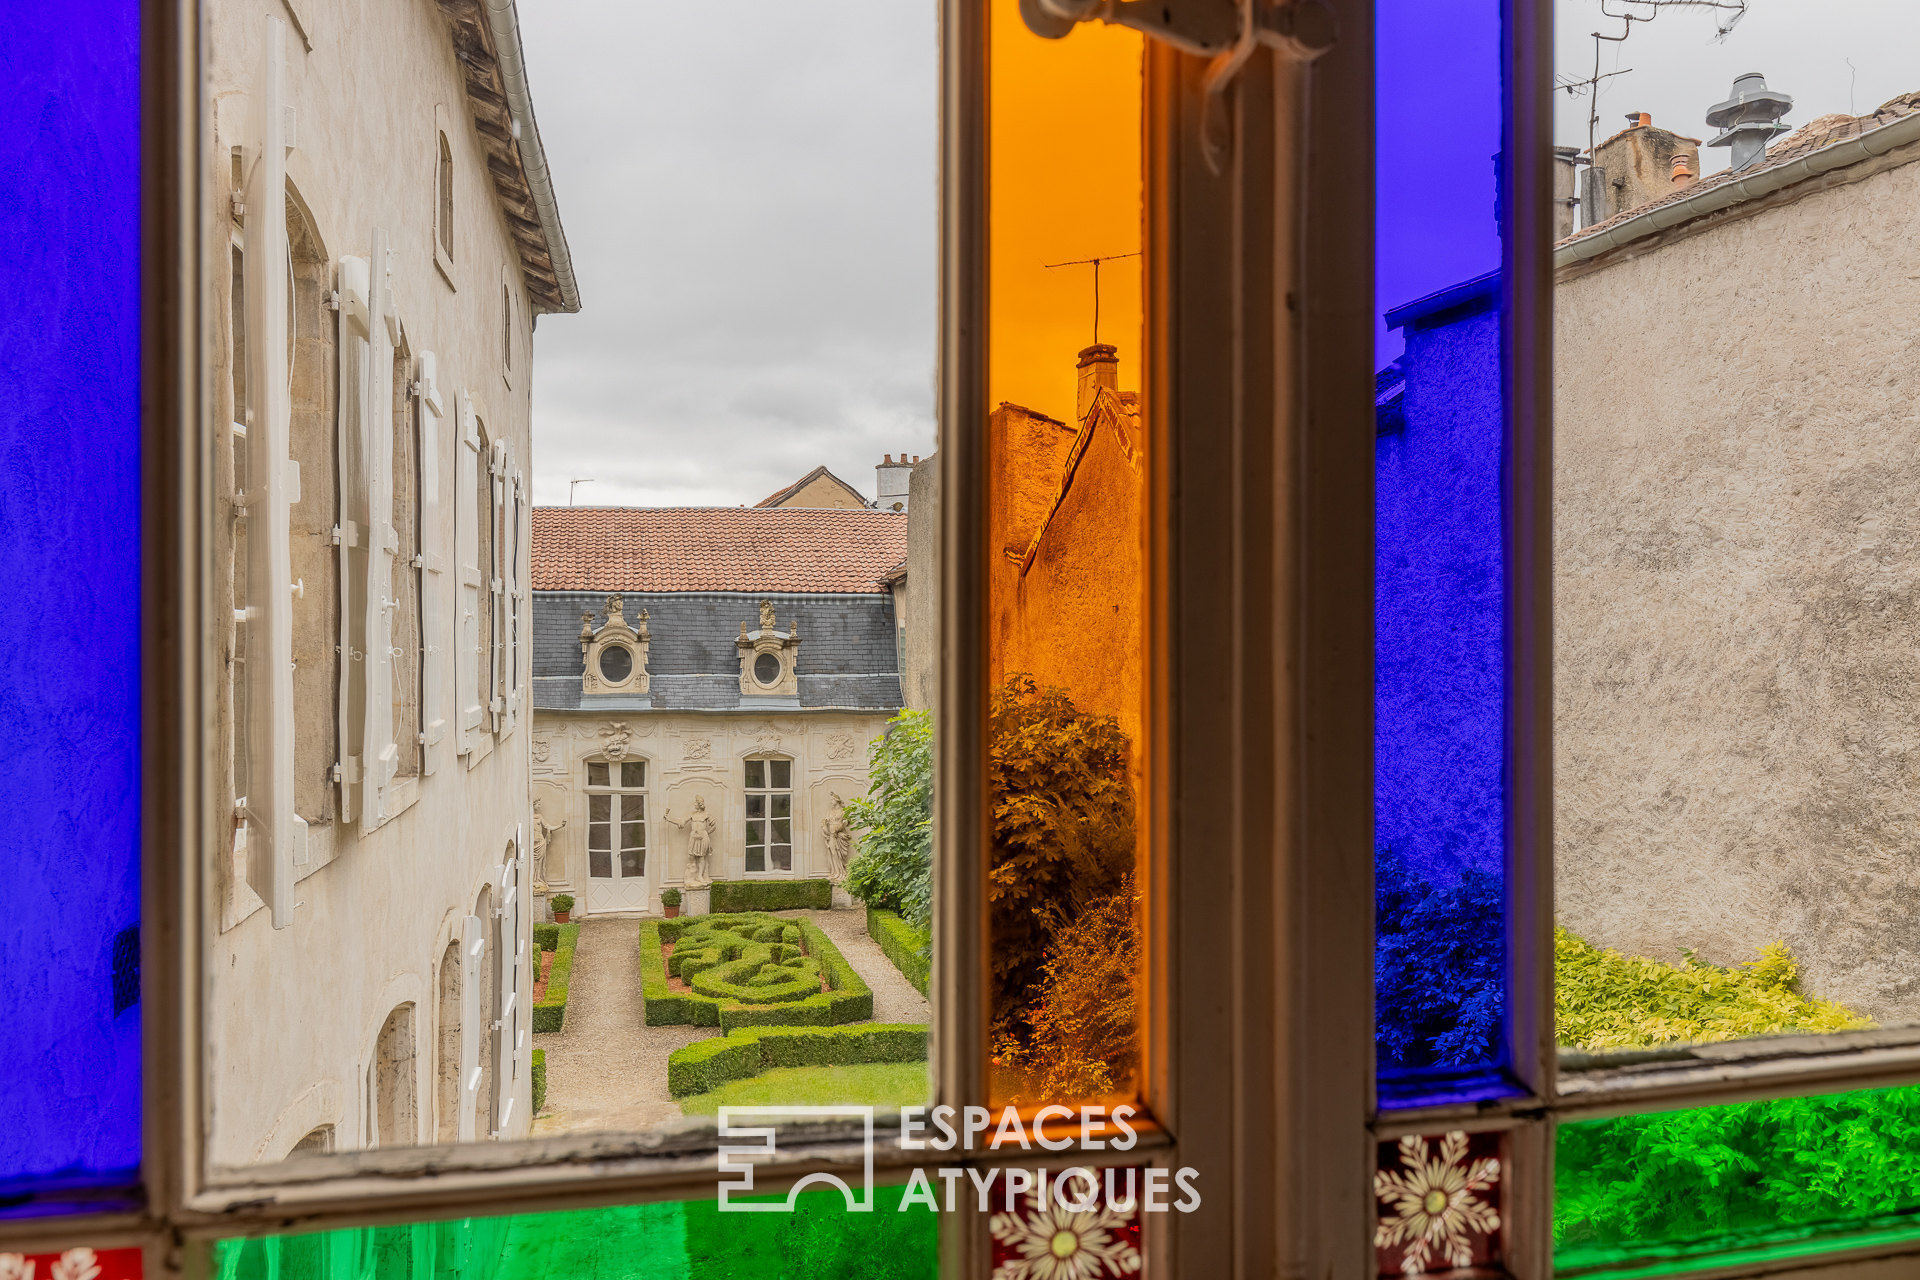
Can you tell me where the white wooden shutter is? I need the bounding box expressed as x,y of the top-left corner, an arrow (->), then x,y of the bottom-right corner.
361,228 -> 399,827
456,397 -> 483,755
457,913 -> 483,1142
494,851 -> 522,1136
416,353 -> 448,775
502,452 -> 523,734
336,253 -> 370,822
489,441 -> 508,733
242,14 -> 296,928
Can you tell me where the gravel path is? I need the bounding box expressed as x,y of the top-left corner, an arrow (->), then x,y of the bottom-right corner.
530,907 -> 929,1137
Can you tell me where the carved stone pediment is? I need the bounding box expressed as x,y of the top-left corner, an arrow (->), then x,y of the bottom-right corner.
581,593 -> 651,697
736,599 -> 801,698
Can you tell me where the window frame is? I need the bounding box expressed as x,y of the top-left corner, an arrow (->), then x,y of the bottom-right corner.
741,753 -> 794,875
92,1 -> 1920,1276
432,105 -> 456,289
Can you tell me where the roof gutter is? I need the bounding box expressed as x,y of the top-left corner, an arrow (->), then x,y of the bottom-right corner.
483,0 -> 581,314
1556,108 -> 1920,271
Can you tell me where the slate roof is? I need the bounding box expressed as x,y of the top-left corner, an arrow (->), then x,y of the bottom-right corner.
531,590 -> 903,713
1561,92 -> 1920,249
532,507 -> 907,594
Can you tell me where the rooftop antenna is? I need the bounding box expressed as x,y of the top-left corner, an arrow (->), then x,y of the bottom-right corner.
1567,1 -> 1748,159
1044,251 -> 1141,345
569,478 -> 595,506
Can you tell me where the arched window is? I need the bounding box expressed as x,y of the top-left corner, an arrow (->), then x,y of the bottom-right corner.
436,131 -> 453,261
743,756 -> 792,873
368,1004 -> 416,1149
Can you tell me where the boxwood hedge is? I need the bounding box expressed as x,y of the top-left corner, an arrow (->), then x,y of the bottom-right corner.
667,1023 -> 929,1098
866,907 -> 930,997
708,878 -> 833,912
533,922 -> 580,1033
640,913 -> 872,1031
532,1048 -> 547,1114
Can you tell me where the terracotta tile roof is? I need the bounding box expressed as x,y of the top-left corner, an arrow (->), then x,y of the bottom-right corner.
1561,91 -> 1920,249
532,506 -> 908,594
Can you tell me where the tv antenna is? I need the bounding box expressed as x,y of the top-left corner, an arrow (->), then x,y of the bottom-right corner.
1560,0 -> 1748,159
1044,251 -> 1140,345
569,478 -> 595,506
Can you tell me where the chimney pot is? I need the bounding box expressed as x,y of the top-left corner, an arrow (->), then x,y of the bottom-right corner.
1075,343 -> 1120,423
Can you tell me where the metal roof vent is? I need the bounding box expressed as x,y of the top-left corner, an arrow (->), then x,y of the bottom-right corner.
1706,72 -> 1794,172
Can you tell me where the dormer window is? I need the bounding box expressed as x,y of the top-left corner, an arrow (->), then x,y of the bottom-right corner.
579,593 -> 650,702
736,599 -> 800,699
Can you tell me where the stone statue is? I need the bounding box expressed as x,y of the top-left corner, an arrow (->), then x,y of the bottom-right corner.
530,797 -> 567,893
820,792 -> 855,886
759,599 -> 777,631
665,796 -> 716,888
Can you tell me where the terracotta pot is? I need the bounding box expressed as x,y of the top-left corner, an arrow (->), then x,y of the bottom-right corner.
664,905 -> 681,918
553,911 -> 570,923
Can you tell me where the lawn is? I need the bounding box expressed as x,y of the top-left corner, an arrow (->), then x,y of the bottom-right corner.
677,1061 -> 931,1116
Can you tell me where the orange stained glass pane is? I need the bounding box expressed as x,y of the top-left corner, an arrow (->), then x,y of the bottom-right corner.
985,0 -> 1148,1111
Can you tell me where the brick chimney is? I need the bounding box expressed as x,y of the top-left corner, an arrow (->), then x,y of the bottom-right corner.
1076,343 -> 1119,423
875,455 -> 913,512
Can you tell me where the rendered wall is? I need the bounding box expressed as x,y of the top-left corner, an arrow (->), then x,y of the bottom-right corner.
1555,156 -> 1920,1022
205,0 -> 540,1163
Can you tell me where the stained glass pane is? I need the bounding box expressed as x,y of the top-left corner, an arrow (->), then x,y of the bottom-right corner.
984,0 -> 1147,1112
214,1188 -> 938,1278
1556,1085 -> 1920,1277
1374,1130 -> 1503,1276
1373,0 -> 1511,1103
0,0 -> 142,1191
2,1249 -> 141,1280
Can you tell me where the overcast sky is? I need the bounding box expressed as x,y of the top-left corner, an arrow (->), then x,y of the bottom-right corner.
1554,0 -> 1920,165
518,0 -> 937,509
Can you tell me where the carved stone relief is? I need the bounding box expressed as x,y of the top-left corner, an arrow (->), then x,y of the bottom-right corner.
825,733 -> 857,761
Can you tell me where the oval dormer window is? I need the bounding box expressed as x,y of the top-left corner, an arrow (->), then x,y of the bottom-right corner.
599,645 -> 633,684
754,653 -> 781,685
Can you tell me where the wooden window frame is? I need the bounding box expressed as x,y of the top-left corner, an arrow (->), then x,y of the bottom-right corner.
584,757 -> 649,884
71,0 -> 1920,1276
741,754 -> 794,876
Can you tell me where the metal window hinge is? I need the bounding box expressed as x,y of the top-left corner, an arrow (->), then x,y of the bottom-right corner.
230,191 -> 246,219
331,524 -> 343,546
327,290 -> 341,312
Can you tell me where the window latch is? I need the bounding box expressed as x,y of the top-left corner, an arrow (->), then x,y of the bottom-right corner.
230,191 -> 246,219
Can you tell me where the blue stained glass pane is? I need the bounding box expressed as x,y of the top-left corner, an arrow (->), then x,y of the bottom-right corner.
1374,0 -> 1513,1102
0,0 -> 143,1190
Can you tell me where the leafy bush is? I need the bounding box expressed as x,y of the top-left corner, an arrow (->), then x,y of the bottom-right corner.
550,894 -> 575,914
846,710 -> 934,935
533,923 -> 580,1033
867,907 -> 930,997
533,922 -> 559,953
994,877 -> 1140,1104
531,1049 -> 547,1114
667,1023 -> 929,1097
1556,1084 -> 1920,1259
1556,927 -> 1871,1052
639,916 -> 872,1031
708,878 -> 833,912
660,886 -> 682,907
1375,847 -> 1505,1070
988,674 -> 1135,1040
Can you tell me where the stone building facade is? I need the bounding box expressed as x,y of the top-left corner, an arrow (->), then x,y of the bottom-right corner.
530,508 -> 906,916
1555,92 -> 1920,1021
204,0 -> 577,1163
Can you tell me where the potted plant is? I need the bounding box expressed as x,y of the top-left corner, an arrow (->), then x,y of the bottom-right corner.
551,894 -> 574,924
660,887 -> 682,919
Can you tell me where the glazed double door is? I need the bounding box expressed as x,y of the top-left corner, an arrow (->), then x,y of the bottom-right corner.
585,791 -> 649,912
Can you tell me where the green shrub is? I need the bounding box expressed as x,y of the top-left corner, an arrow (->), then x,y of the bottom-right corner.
531,1049 -> 547,1114
640,916 -> 871,1029
551,894 -> 575,914
867,907 -> 930,997
846,710 -> 934,934
667,1024 -> 929,1097
660,886 -> 682,908
533,923 -> 580,1033
533,922 -> 559,953
708,879 -> 833,912
988,674 -> 1135,1041
993,877 -> 1139,1104
1556,926 -> 1871,1052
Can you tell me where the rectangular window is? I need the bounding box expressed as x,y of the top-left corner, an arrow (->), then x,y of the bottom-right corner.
743,758 -> 791,873
586,759 -> 647,889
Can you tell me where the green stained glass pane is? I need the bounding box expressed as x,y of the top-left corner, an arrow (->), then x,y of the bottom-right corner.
213,1187 -> 938,1279
1556,1083 -> 1920,1279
